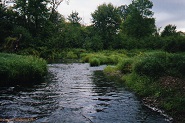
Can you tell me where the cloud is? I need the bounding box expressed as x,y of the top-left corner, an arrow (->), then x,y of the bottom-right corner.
152,0 -> 185,31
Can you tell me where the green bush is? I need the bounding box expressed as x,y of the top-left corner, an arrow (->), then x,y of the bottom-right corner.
167,54 -> 185,77
163,36 -> 185,53
12,26 -> 33,49
133,52 -> 167,77
0,53 -> 47,86
132,51 -> 185,78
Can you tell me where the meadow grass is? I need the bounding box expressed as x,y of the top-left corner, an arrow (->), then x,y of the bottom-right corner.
0,53 -> 47,86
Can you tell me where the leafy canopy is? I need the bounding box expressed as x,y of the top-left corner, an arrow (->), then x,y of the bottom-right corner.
91,3 -> 121,49
121,0 -> 156,38
161,24 -> 178,37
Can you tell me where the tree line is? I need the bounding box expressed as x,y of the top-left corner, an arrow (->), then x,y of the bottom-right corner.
0,0 -> 184,55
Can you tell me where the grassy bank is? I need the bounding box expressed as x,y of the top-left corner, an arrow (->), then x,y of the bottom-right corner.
81,50 -> 128,66
0,53 -> 47,86
82,50 -> 185,122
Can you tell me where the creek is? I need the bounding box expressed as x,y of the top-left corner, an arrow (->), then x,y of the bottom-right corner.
0,63 -> 170,123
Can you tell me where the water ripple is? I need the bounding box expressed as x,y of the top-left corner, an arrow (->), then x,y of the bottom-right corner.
0,63 -> 170,123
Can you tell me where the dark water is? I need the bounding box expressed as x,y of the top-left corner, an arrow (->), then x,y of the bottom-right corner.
0,63 -> 171,123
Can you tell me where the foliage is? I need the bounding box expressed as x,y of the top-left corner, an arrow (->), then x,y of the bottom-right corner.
0,4 -> 16,44
121,0 -> 156,38
134,56 -> 166,77
122,73 -> 156,96
129,0 -> 154,17
17,48 -> 40,56
104,65 -> 117,74
0,53 -> 47,86
91,3 -> 121,49
2,37 -> 17,52
81,51 -> 127,66
49,0 -> 65,22
166,53 -> 185,77
67,11 -> 82,24
161,24 -> 178,37
117,58 -> 134,74
0,0 -> 185,63
163,36 -> 185,53
66,51 -> 78,59
61,23 -> 85,48
14,0 -> 49,36
12,26 -> 34,49
83,34 -> 103,51
100,50 -> 185,122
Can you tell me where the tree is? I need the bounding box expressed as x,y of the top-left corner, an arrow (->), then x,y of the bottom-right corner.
121,0 -> 156,38
129,0 -> 153,17
49,0 -> 69,22
0,3 -> 16,44
161,24 -> 178,37
67,11 -> 82,24
91,3 -> 121,49
14,0 -> 50,36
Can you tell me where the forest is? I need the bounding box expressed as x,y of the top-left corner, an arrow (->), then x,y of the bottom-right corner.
0,0 -> 185,58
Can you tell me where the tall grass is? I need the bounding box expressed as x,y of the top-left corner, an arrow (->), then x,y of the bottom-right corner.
0,53 -> 47,86
81,50 -> 127,66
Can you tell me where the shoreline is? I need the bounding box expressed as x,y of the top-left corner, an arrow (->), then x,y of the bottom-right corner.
104,69 -> 185,123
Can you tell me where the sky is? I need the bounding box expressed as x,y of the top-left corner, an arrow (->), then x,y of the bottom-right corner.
58,0 -> 185,32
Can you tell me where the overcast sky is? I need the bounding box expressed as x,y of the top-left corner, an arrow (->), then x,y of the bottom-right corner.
58,0 -> 185,32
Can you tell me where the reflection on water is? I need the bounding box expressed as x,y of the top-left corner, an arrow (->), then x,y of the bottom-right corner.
0,63 -> 170,123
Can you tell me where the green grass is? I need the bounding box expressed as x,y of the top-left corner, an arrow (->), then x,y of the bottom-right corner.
81,50 -> 127,66
0,53 -> 47,86
89,57 -> 100,66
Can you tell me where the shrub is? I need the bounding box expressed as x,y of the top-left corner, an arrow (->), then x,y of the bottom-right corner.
133,55 -> 166,77
12,26 -> 33,49
163,36 -> 185,53
167,54 -> 185,77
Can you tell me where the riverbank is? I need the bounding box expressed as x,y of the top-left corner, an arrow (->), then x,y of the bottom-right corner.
81,50 -> 185,123
0,53 -> 47,86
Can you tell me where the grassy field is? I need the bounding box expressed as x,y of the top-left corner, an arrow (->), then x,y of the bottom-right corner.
0,53 -> 47,86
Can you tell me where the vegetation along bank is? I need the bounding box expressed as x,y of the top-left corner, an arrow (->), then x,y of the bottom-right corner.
0,53 -> 47,86
81,50 -> 185,123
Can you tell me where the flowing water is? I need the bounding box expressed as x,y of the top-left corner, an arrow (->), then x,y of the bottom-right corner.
0,63 -> 171,123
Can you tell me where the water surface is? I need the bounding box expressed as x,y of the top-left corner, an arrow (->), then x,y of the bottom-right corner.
0,63 -> 170,123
